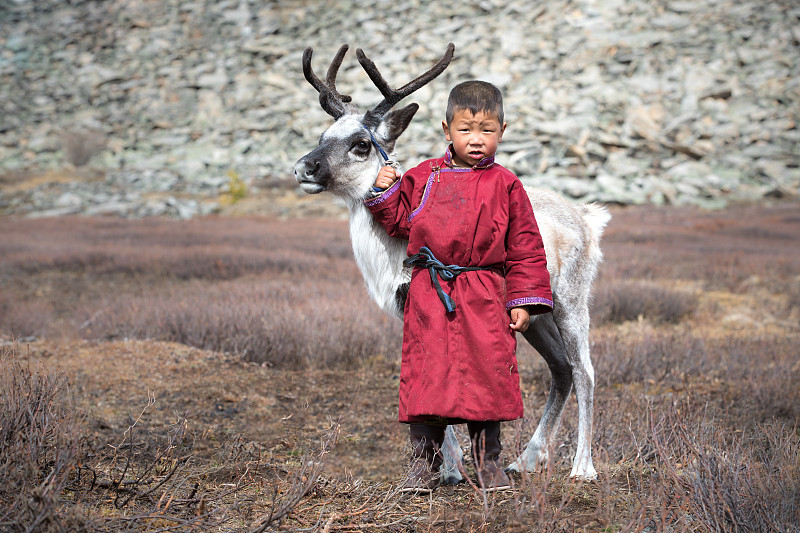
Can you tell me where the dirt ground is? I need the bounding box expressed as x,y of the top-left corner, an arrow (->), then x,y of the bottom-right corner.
26,338 -> 409,482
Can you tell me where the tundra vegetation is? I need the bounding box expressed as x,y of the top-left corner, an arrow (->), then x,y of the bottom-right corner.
1,203 -> 799,532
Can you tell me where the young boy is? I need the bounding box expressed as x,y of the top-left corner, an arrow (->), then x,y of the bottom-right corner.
365,81 -> 553,492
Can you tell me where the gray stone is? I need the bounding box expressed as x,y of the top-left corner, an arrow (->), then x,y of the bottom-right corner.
596,173 -> 629,196
645,177 -> 678,205
25,206 -> 83,218
665,161 -> 713,181
84,202 -> 132,217
558,177 -> 596,198
54,192 -> 83,209
606,152 -> 647,178
0,0 -> 796,218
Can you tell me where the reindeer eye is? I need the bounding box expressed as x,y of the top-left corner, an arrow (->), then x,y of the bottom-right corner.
352,139 -> 371,156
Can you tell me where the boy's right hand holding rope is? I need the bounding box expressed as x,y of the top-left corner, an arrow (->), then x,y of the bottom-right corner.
374,165 -> 401,190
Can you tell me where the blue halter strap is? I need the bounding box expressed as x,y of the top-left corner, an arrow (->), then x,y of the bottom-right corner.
363,126 -> 391,162
364,126 -> 395,193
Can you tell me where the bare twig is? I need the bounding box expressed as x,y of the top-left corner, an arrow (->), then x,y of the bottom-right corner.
250,421 -> 341,533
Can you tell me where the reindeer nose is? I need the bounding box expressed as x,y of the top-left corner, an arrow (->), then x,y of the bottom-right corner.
294,157 -> 318,180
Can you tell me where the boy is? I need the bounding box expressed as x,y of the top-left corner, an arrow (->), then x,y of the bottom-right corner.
365,81 -> 552,492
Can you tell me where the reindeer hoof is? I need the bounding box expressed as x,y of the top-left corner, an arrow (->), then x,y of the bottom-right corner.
504,460 -> 540,474
439,469 -> 464,485
506,447 -> 548,475
569,465 -> 598,481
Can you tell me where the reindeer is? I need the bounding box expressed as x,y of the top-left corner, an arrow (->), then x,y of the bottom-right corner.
293,43 -> 610,481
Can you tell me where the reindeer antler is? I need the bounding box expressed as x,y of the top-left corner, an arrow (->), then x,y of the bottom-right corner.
302,44 -> 355,119
357,43 -> 455,128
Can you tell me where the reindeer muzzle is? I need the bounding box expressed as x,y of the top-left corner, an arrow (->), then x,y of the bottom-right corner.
294,150 -> 329,193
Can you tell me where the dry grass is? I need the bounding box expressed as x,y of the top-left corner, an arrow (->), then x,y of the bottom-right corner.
598,204 -> 800,293
592,280 -> 697,325
1,203 -> 799,531
79,279 -> 400,368
0,344 -> 87,532
3,340 -> 797,532
0,215 -> 401,367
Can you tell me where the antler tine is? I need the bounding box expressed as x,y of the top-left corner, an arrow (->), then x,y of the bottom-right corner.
325,46 -> 351,103
357,43 -> 455,125
302,44 -> 353,119
355,49 -> 393,101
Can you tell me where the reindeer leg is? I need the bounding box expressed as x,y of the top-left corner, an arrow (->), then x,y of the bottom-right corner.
553,300 -> 597,480
439,425 -> 464,484
506,313 -> 573,474
559,308 -> 597,480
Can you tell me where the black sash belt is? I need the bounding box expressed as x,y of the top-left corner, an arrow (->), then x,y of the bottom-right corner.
403,246 -> 497,313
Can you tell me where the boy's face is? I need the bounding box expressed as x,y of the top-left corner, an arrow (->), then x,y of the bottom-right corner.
442,108 -> 506,168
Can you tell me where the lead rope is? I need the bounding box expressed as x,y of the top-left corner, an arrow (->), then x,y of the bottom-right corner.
364,126 -> 398,193
363,126 -> 393,164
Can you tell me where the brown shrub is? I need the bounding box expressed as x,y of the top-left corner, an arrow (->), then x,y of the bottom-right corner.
80,278 -> 403,369
591,329 -> 718,388
601,204 -> 800,292
0,215 -> 402,368
0,297 -> 55,339
0,344 -> 89,532
592,280 -> 697,325
786,278 -> 800,313
0,341 -> 346,532
640,406 -> 800,532
592,330 -> 800,426
0,215 -> 354,280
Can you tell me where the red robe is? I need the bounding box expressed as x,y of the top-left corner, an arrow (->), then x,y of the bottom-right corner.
365,148 -> 552,423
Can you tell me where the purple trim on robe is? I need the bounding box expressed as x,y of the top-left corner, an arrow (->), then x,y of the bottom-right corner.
473,154 -> 496,169
406,154 -> 496,222
506,297 -> 554,310
364,176 -> 402,207
443,168 -> 471,173
407,172 -> 437,222
444,146 -> 454,167
443,147 -> 454,167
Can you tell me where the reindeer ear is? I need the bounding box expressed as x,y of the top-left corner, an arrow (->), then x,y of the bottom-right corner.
381,103 -> 419,146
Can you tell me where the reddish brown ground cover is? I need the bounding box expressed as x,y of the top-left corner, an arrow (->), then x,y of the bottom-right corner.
1,203 -> 799,531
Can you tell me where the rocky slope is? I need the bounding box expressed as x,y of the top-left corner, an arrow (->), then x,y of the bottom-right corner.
1,0 -> 798,218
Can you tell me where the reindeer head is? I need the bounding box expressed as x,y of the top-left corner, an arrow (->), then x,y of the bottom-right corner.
293,44 -> 455,202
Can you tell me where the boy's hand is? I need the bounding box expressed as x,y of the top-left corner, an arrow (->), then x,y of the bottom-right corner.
374,165 -> 400,189
509,306 -> 530,333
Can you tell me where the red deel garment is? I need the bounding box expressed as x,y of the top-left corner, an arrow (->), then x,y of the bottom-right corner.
365,149 -> 552,422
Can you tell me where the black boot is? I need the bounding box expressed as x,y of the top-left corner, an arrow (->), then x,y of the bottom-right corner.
401,423 -> 445,494
468,421 -> 511,491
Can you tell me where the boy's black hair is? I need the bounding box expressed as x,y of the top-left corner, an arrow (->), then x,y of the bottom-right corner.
445,80 -> 504,126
